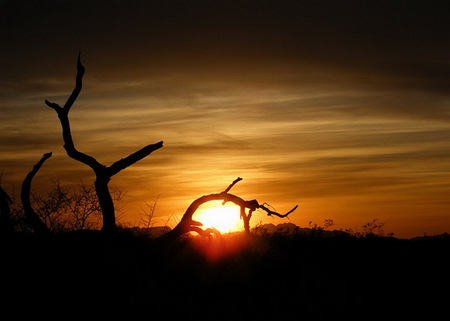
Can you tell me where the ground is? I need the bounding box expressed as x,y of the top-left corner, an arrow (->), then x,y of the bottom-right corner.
2,229 -> 449,319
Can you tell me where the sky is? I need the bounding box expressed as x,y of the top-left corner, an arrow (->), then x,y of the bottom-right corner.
1,0 -> 450,238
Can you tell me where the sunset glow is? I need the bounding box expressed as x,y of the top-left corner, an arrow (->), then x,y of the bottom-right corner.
194,201 -> 242,234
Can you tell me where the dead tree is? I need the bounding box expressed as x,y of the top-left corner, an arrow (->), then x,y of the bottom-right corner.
21,152 -> 53,234
0,185 -> 13,234
44,53 -> 163,233
163,177 -> 298,240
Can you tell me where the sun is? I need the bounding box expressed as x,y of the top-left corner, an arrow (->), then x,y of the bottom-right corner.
194,201 -> 242,233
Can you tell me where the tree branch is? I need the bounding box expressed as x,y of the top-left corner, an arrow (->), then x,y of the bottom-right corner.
60,112 -> 105,171
162,178 -> 299,239
259,204 -> 298,218
64,51 -> 85,112
44,100 -> 62,112
188,226 -> 221,237
222,177 -> 242,193
107,141 -> 164,177
44,54 -> 103,172
21,152 -> 53,234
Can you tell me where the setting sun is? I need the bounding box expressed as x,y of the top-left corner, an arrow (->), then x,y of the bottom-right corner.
194,201 -> 242,233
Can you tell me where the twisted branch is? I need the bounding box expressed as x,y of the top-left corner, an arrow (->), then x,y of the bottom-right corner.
162,178 -> 298,239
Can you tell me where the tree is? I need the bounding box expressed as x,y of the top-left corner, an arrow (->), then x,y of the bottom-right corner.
44,53 -> 163,233
163,177 -> 298,239
31,179 -> 124,232
21,152 -> 53,234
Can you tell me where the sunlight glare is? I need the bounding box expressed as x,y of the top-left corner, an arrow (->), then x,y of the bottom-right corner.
194,201 -> 242,233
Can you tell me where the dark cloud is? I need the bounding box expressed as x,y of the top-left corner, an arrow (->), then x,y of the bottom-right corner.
2,1 -> 449,75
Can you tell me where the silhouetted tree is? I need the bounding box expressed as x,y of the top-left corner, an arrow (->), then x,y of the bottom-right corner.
44,53 -> 163,233
163,177 -> 298,239
0,184 -> 13,234
21,152 -> 52,234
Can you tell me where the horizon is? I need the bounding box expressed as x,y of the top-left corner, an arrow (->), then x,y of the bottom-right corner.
1,1 -> 450,238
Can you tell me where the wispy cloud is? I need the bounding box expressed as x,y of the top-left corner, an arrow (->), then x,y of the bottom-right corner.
2,0 -> 450,237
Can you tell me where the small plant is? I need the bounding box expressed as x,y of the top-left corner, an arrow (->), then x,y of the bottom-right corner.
308,219 -> 334,237
346,219 -> 394,238
361,218 -> 394,238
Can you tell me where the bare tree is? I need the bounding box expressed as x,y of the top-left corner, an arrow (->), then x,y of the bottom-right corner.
44,53 -> 163,233
32,179 -> 71,232
66,181 -> 124,231
21,152 -> 53,234
137,195 -> 159,229
163,177 -> 298,240
29,179 -> 124,232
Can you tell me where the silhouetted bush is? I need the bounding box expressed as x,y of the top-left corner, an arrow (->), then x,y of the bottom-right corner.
7,180 -> 124,232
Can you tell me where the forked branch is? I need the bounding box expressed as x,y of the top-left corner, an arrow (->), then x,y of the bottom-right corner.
44,52 -> 84,113
259,203 -> 299,218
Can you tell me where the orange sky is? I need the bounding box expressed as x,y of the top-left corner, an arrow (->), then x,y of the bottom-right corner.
1,1 -> 450,238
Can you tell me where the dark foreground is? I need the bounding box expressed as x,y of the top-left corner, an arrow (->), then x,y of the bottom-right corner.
2,230 -> 449,319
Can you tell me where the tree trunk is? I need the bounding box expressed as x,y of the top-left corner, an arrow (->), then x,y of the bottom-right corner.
94,176 -> 115,232
241,207 -> 251,235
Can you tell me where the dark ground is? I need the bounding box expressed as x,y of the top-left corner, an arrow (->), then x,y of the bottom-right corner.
2,230 -> 449,319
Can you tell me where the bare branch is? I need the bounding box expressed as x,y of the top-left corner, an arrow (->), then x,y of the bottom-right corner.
44,52 -> 84,114
56,111 -> 103,171
162,178 -> 299,239
44,100 -> 62,112
190,226 -> 222,237
64,51 -> 85,112
222,177 -> 242,193
259,204 -> 298,218
108,141 -> 164,177
21,152 -> 53,234
45,55 -> 103,172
